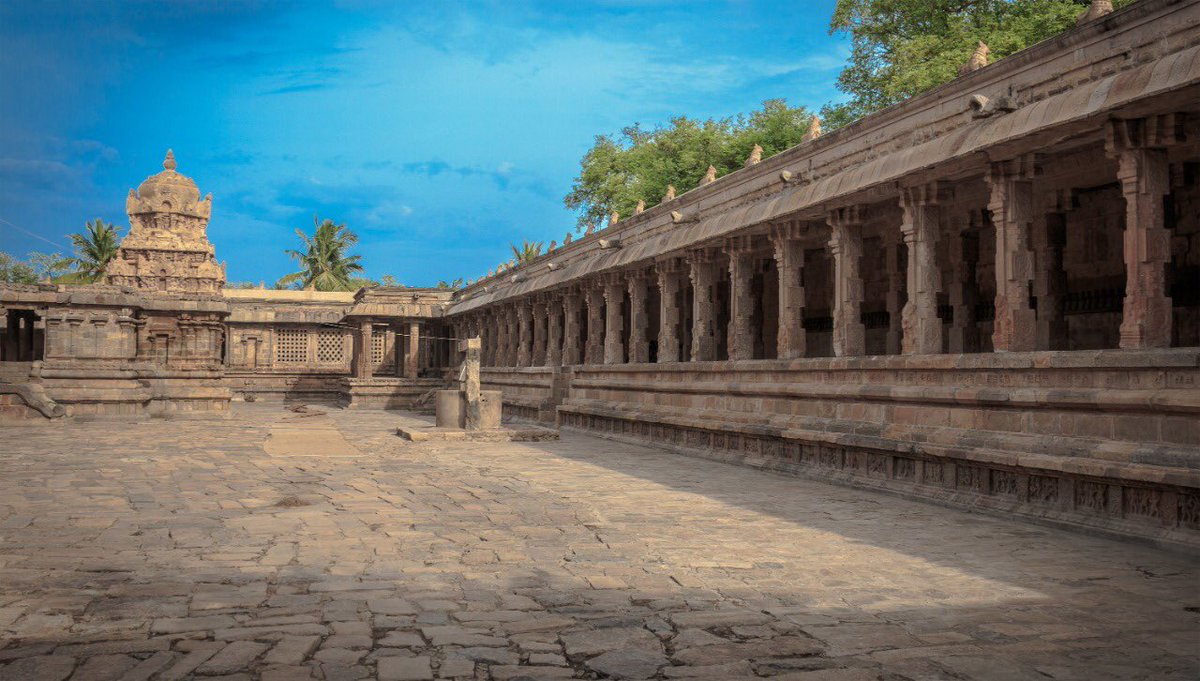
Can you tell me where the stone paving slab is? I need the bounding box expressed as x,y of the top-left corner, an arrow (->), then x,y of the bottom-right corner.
0,403 -> 1197,680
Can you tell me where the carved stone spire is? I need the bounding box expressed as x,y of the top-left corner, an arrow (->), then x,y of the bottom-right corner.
1077,0 -> 1113,25
804,116 -> 822,142
958,41 -> 990,76
745,144 -> 763,166
702,165 -> 717,185
664,184 -> 676,201
635,199 -> 645,214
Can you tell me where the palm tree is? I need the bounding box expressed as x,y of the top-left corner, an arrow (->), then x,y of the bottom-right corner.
277,216 -> 365,291
59,219 -> 121,283
509,240 -> 544,265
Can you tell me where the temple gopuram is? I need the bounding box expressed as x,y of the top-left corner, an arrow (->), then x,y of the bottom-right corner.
3,0 -> 1199,551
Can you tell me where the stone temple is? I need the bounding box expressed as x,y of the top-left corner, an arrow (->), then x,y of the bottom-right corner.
1,2 -> 1199,679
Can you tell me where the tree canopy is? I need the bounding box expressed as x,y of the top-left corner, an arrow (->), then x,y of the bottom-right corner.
276,216 -> 365,292
823,0 -> 1135,126
564,99 -> 815,231
58,218 -> 121,284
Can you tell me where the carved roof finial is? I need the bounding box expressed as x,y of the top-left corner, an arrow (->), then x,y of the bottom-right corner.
163,149 -> 177,171
609,211 -> 619,227
635,199 -> 645,214
664,184 -> 676,201
702,165 -> 717,185
958,41 -> 990,76
745,144 -> 762,167
564,232 -> 572,245
804,116 -> 822,142
1077,0 -> 1113,25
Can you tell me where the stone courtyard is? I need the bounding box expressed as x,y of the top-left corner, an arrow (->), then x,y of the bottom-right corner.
0,405 -> 1196,681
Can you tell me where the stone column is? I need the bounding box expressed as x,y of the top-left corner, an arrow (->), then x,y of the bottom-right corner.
546,294 -> 563,366
726,236 -> 755,361
771,224 -> 806,360
3,310 -> 18,362
354,320 -> 374,379
627,272 -> 650,363
883,228 -> 904,355
987,158 -> 1037,352
947,228 -> 980,354
1108,117 -> 1179,349
562,290 -> 583,365
585,286 -> 605,364
464,337 -> 483,431
505,305 -> 518,366
827,207 -> 866,357
689,248 -> 719,362
900,183 -> 946,355
603,276 -> 625,364
1034,191 -> 1071,350
656,259 -> 683,363
531,298 -> 548,366
404,321 -> 420,378
517,299 -> 533,367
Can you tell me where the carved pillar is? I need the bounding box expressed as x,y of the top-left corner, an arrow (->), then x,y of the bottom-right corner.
505,305 -> 518,366
900,183 -> 946,355
545,294 -> 563,366
948,228 -> 981,354
771,224 -> 806,360
354,320 -> 374,379
603,276 -> 625,364
1107,116 -> 1180,349
689,248 -> 719,362
531,298 -> 548,366
827,207 -> 866,357
883,227 -> 905,355
656,259 -> 683,363
516,299 -> 533,367
585,286 -> 605,364
987,157 -> 1037,352
726,236 -> 755,361
1034,191 -> 1071,351
627,273 -> 651,363
562,290 -> 583,365
404,321 -> 420,378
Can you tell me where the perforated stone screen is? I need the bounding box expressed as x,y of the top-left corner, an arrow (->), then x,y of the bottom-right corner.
275,328 -> 309,364
317,330 -> 344,363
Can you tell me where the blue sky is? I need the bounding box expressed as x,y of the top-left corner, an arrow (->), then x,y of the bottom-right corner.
0,0 -> 849,286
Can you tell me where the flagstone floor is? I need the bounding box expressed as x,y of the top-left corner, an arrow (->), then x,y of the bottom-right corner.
0,403 -> 1197,681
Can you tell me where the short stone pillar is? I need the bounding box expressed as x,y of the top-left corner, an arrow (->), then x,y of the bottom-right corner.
436,390 -> 465,428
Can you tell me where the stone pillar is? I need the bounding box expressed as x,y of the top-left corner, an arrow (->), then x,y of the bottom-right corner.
585,287 -> 605,364
505,305 -> 518,366
531,298 -> 548,366
1034,191 -> 1071,351
726,236 -> 755,361
562,291 -> 583,365
883,228 -> 905,355
771,225 -> 806,360
354,320 -> 374,379
900,183 -> 946,355
948,228 -> 981,354
987,158 -> 1037,352
627,273 -> 650,363
404,321 -> 420,378
603,276 -> 625,364
516,299 -> 533,367
1107,117 -> 1179,349
545,294 -> 563,366
463,337 -> 483,431
656,259 -> 683,363
4,310 -> 18,362
689,248 -> 719,362
827,207 -> 866,357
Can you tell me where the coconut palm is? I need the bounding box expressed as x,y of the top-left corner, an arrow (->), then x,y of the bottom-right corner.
276,216 -> 365,291
59,219 -> 121,283
509,240 -> 543,265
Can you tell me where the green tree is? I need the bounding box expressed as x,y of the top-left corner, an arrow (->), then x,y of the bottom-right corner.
825,0 -> 1134,126
564,100 -> 813,230
59,218 -> 121,284
0,252 -> 38,284
26,252 -> 71,282
436,278 -> 464,290
510,240 -> 544,264
276,216 -> 365,291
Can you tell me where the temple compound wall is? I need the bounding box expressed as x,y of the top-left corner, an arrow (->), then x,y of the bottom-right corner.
443,0 -> 1200,551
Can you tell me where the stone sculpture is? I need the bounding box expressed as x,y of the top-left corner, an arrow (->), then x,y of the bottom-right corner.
635,199 -> 645,214
1078,0 -> 1113,24
664,184 -> 677,201
745,144 -> 763,166
703,165 -> 718,185
958,41 -> 990,76
804,116 -> 822,142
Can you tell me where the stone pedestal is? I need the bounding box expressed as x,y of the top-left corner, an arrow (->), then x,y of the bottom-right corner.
436,389 -> 465,428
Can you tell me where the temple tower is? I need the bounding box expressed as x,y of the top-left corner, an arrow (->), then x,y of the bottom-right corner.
105,150 -> 226,293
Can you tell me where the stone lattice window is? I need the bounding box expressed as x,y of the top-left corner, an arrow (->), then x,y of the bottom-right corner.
276,328 -> 309,364
317,330 -> 344,363
372,328 -> 388,367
